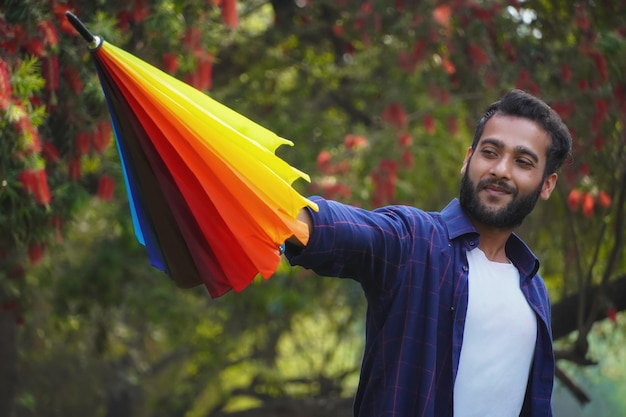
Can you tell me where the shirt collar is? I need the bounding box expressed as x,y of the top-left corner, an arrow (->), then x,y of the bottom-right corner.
440,198 -> 540,279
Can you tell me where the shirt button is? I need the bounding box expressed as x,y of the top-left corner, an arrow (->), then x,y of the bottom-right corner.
462,265 -> 468,272
469,241 -> 475,246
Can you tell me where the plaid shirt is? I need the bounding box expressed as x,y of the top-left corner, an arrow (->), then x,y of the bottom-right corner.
286,197 -> 554,417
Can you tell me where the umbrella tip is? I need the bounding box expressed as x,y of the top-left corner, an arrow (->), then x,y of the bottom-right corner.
65,11 -> 102,50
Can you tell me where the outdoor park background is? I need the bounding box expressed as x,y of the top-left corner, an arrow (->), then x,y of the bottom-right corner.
1,0 -> 626,416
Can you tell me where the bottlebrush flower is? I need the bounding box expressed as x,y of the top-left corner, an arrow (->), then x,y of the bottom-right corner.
0,59 -> 12,101
64,67 -> 83,93
162,53 -> 179,74
468,44 -> 488,65
42,141 -> 60,163
398,133 -> 412,148
222,0 -> 238,28
75,131 -> 90,155
195,51 -> 213,91
382,103 -> 408,130
38,20 -> 58,48
581,192 -> 594,217
423,113 -> 435,135
597,190 -> 611,208
68,156 -> 82,180
316,150 -> 332,173
567,189 -> 581,212
24,37 -> 46,57
344,134 -> 368,150
446,116 -> 458,136
16,117 -> 41,153
607,307 -> 617,323
18,169 -> 50,204
92,121 -> 112,154
97,175 -> 115,201
33,170 -> 51,204
42,55 -> 59,91
28,243 -> 43,264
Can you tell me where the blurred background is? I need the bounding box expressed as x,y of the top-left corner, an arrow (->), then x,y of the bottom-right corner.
1,0 -> 626,416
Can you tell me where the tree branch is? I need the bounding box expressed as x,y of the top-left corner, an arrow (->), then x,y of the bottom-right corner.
554,365 -> 591,405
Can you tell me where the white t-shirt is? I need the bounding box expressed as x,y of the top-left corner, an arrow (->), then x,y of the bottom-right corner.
453,247 -> 537,417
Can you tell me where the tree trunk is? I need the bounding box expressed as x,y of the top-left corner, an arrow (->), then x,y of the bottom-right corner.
0,304 -> 18,417
552,274 -> 626,340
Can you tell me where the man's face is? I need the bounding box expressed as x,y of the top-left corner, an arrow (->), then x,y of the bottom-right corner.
459,114 -> 557,230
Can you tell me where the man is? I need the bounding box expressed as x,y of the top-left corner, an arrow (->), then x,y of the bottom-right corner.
285,89 -> 572,417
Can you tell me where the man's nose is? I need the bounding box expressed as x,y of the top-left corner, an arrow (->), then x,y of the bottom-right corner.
489,156 -> 512,179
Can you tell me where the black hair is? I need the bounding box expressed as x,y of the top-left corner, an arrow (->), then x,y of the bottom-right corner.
471,89 -> 573,175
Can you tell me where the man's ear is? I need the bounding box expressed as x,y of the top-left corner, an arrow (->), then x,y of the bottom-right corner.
540,173 -> 558,200
460,147 -> 473,175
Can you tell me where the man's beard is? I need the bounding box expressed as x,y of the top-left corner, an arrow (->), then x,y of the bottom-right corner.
459,171 -> 543,229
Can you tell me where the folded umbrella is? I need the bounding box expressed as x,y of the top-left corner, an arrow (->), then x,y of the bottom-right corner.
66,12 -> 317,298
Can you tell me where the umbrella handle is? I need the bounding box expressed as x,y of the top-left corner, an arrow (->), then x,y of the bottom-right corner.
65,12 -> 103,50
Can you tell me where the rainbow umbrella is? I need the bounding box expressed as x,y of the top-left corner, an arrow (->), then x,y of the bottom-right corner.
65,12 -> 317,298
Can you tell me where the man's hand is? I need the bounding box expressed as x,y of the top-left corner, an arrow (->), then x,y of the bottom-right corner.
286,208 -> 313,247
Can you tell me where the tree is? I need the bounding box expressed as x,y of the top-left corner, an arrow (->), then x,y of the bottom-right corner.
2,0 -> 626,415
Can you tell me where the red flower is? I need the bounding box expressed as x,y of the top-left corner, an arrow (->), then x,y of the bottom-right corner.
75,131 -> 90,155
401,149 -> 414,168
195,51 -> 213,91
32,169 -> 51,204
42,141 -> 60,163
344,134 -> 368,150
593,135 -> 604,151
0,59 -> 12,101
183,28 -> 201,50
423,113 -> 435,135
16,117 -> 40,153
607,307 -> 617,323
597,190 -> 611,208
433,5 -> 452,30
398,133 -> 412,148
92,121 -> 112,154
131,1 -> 150,22
19,169 -> 51,204
162,53 -> 179,74
18,170 -> 36,194
567,189 -> 581,212
38,20 -> 58,48
561,64 -> 572,83
316,150 -> 332,173
502,41 -> 517,62
64,67 -> 83,93
28,243 -> 43,264
68,156 -> 82,180
581,192 -> 594,217
24,37 -> 46,57
468,44 -> 488,65
446,116 -> 458,136
97,175 -> 115,201
382,103 -> 408,130
221,0 -> 238,28
50,215 -> 64,243
42,55 -> 59,91
574,4 -> 590,30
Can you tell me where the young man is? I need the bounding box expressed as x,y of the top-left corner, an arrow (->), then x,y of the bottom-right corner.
285,90 -> 572,417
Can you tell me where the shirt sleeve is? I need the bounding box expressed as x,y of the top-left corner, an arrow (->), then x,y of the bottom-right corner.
284,196 -> 420,293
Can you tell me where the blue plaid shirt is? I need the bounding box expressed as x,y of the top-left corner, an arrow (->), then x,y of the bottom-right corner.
286,197 -> 554,417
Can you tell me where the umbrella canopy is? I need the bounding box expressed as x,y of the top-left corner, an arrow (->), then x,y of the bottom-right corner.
66,12 -> 317,298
